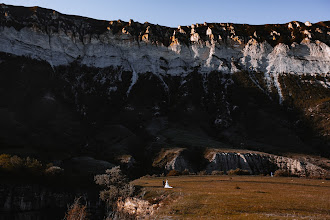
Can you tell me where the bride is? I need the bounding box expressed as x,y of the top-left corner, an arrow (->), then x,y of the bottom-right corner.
164,179 -> 173,188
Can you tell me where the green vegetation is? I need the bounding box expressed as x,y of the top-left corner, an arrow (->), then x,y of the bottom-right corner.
133,175 -> 330,219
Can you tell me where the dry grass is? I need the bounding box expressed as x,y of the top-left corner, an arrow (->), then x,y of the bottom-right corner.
133,175 -> 330,219
64,198 -> 88,220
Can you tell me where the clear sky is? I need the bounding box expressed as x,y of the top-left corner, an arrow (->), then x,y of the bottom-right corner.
0,0 -> 329,27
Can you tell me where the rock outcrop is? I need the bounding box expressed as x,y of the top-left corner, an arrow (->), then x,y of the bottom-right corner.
205,151 -> 329,178
153,148 -> 329,178
206,152 -> 273,174
152,148 -> 193,172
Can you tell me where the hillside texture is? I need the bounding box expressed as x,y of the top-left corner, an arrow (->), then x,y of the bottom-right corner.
0,4 -> 329,175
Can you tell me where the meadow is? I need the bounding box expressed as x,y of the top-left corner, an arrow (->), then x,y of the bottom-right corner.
133,175 -> 330,219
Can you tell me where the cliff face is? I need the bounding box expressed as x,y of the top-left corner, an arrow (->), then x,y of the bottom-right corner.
1,5 -> 329,74
152,149 -> 329,178
0,4 -> 329,167
205,151 -> 329,177
0,5 -> 329,94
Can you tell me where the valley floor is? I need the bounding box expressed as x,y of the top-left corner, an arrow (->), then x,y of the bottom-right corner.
133,175 -> 330,219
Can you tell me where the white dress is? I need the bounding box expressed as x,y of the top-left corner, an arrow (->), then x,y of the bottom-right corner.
164,180 -> 173,188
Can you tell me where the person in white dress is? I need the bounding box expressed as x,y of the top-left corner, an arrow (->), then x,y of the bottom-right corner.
164,179 -> 173,188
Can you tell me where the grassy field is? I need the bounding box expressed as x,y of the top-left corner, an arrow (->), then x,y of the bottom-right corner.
133,175 -> 330,219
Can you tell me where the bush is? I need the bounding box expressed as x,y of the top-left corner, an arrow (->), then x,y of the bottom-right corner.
211,170 -> 225,175
64,197 -> 88,220
94,166 -> 134,205
166,170 -> 181,176
197,170 -> 207,176
0,154 -> 56,177
0,154 -> 12,171
181,169 -> 189,175
10,155 -> 24,170
45,166 -> 64,176
25,157 -> 43,174
0,154 -> 43,174
274,169 -> 290,177
227,168 -> 250,175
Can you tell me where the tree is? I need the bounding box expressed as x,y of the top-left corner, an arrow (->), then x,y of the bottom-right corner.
94,166 -> 134,204
94,166 -> 135,219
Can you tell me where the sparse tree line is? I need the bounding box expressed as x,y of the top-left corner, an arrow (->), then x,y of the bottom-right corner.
0,154 -> 63,177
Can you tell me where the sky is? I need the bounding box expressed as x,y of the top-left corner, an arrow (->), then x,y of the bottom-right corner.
0,0 -> 329,27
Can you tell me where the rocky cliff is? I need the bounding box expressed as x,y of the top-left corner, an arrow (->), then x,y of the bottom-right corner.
0,4 -> 329,171
152,148 -> 329,178
205,151 -> 329,178
1,5 -> 329,76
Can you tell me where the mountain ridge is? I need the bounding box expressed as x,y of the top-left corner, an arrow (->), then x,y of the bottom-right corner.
0,3 -> 329,171
1,3 -> 329,45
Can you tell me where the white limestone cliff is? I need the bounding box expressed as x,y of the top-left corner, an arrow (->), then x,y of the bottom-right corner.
0,5 -> 329,102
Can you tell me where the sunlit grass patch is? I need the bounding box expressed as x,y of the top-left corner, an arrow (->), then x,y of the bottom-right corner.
133,175 -> 330,219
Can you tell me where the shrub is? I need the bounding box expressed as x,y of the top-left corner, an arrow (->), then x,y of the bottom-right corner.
142,174 -> 151,178
94,166 -> 134,205
64,197 -> 88,220
211,170 -> 225,175
181,169 -> 189,175
197,170 -> 207,176
0,154 -> 12,171
45,166 -> 64,176
25,157 -> 43,175
166,170 -> 181,176
46,163 -> 54,169
0,154 -> 49,177
274,169 -> 290,177
10,155 -> 24,170
227,168 -> 250,175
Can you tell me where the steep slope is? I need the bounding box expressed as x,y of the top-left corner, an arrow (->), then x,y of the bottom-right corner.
0,4 -> 329,169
